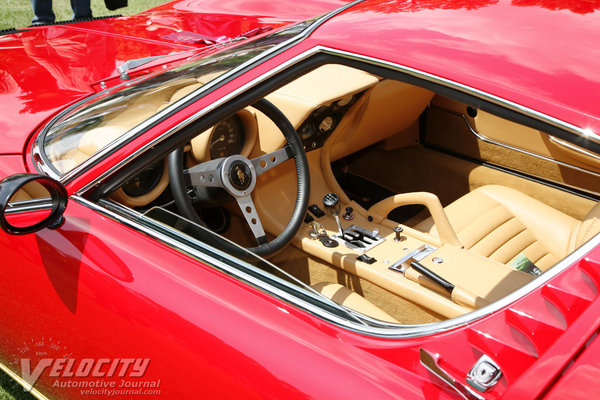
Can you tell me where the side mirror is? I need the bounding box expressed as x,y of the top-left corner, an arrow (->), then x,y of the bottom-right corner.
0,174 -> 68,235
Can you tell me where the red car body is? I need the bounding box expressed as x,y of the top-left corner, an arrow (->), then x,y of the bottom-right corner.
1,0 -> 600,399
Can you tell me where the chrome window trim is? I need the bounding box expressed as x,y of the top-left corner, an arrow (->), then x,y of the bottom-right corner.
71,191 -> 600,339
68,46 -> 600,337
32,35 -> 299,182
74,196 -> 368,327
77,46 -> 600,197
31,0 -> 367,185
74,44 -> 323,196
6,197 -> 53,214
318,48 -> 599,146
433,107 -> 600,195
73,193 -> 600,338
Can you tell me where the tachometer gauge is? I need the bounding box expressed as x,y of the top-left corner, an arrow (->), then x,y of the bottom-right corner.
209,115 -> 245,159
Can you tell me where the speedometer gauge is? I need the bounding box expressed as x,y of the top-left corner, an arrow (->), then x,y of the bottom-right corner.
209,115 -> 245,159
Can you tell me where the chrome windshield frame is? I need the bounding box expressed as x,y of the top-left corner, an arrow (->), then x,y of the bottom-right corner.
31,0 -> 367,185
83,196 -> 367,327
23,0 -> 598,338
72,44 -> 600,337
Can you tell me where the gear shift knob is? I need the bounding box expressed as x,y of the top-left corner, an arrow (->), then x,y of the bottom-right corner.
323,193 -> 345,239
323,193 -> 341,216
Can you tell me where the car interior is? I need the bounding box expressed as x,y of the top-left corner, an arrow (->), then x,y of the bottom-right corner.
81,62 -> 600,325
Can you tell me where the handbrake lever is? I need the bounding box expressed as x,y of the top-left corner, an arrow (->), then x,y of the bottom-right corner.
400,259 -> 490,309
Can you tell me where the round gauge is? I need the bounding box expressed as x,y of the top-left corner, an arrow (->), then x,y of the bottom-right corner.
299,121 -> 315,140
122,160 -> 164,197
209,115 -> 245,159
318,116 -> 335,133
337,95 -> 354,107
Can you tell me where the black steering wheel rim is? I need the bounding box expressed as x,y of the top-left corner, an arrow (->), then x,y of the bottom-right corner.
168,99 -> 310,257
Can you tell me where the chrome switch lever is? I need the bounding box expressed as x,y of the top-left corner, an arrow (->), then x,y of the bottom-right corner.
343,206 -> 354,221
323,193 -> 345,239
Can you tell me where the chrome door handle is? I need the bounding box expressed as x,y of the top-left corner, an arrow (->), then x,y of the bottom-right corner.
420,349 -> 485,400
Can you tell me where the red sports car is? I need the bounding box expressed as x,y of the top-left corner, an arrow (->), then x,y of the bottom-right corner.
1,0 -> 600,399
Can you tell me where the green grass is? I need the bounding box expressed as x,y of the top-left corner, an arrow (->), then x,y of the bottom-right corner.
1,0 -> 169,30
0,370 -> 35,400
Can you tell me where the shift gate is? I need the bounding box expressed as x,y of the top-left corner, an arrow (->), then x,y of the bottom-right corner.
333,224 -> 385,253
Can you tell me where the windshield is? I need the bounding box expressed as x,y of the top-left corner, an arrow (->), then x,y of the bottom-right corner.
38,22 -> 310,176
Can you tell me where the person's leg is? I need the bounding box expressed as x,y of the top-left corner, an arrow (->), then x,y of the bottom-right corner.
31,0 -> 55,24
70,0 -> 92,19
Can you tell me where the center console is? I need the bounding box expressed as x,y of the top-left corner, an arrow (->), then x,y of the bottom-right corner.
298,192 -> 533,318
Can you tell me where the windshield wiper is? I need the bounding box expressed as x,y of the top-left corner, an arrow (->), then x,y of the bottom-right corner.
116,26 -> 272,80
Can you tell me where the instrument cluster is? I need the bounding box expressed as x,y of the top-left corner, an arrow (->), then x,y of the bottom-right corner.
297,92 -> 363,151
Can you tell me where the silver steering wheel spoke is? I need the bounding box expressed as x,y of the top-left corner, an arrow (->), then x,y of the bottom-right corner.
251,147 -> 291,176
168,98 -> 309,256
235,194 -> 267,245
184,159 -> 224,188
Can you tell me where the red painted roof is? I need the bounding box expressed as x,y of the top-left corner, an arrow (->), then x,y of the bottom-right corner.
0,0 -> 349,156
309,0 -> 600,135
2,0 -> 600,156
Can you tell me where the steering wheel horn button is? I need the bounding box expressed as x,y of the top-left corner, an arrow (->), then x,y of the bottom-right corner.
217,155 -> 257,197
228,161 -> 252,191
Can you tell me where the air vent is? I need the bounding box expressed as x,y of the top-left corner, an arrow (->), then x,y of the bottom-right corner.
0,28 -> 26,36
27,15 -> 122,27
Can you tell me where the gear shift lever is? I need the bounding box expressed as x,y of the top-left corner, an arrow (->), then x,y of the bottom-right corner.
323,193 -> 345,239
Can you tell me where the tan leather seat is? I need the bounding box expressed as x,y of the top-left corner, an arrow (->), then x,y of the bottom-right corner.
414,185 -> 600,271
311,282 -> 398,323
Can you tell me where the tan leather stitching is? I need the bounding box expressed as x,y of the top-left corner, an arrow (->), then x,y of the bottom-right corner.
583,218 -> 600,243
471,218 -> 527,257
489,228 -> 531,262
458,205 -> 511,249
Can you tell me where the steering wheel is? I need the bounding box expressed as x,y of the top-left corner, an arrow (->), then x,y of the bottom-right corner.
168,99 -> 310,257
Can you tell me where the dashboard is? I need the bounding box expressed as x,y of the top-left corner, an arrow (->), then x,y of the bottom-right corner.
110,65 -> 431,213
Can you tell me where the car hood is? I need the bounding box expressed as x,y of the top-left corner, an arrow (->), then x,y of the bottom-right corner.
0,0 -> 348,156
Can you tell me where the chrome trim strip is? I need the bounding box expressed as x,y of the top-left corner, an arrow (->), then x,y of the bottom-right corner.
71,45 -> 600,336
6,197 -> 52,214
72,196 -> 368,328
74,45 -> 323,196
316,48 -> 600,146
79,45 -> 600,197
0,361 -> 50,400
417,106 -> 600,198
549,135 -> 600,162
72,195 -> 600,338
32,0 -> 367,184
456,112 -> 600,184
